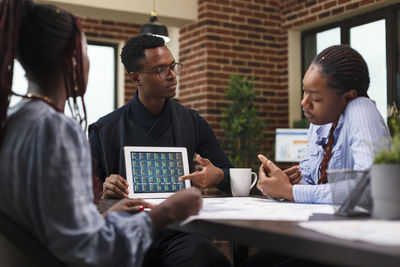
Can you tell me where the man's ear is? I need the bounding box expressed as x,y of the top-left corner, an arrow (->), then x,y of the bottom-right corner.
343,89 -> 357,104
129,72 -> 140,84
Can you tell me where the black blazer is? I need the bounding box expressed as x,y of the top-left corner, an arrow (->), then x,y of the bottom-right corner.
88,97 -> 233,193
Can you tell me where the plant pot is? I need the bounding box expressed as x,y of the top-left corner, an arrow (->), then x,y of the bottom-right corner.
370,164 -> 400,220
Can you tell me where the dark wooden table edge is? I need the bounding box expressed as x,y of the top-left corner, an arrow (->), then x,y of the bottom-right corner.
172,218 -> 400,267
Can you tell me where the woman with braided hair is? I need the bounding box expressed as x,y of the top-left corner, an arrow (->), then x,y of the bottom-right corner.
0,1 -> 201,266
256,45 -> 390,204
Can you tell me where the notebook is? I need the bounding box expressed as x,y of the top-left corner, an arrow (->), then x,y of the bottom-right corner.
123,146 -> 191,198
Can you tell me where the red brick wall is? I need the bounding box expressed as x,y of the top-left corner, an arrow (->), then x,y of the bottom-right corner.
280,0 -> 387,29
179,0 -> 285,156
179,0 -> 388,159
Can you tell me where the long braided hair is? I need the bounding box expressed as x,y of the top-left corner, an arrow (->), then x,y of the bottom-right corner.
0,0 -> 100,201
312,45 -> 370,184
0,0 -> 87,143
312,44 -> 370,97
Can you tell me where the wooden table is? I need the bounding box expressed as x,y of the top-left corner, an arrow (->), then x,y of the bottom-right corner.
99,198 -> 400,267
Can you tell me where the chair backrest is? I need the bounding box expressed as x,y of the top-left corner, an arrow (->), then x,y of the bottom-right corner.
0,211 -> 66,267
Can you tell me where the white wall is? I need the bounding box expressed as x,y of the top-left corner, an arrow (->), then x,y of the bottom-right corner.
36,0 -> 197,27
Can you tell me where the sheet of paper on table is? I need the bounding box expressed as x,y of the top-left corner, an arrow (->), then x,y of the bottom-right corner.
298,220 -> 400,246
146,197 -> 334,225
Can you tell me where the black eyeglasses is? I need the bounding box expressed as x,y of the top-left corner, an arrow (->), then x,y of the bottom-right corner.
137,62 -> 183,79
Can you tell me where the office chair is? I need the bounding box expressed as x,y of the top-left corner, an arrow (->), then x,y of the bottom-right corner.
0,210 -> 65,267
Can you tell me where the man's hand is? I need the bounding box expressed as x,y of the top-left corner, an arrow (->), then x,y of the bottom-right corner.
102,174 -> 129,199
283,165 -> 303,184
178,154 -> 224,189
257,154 -> 294,201
103,198 -> 156,218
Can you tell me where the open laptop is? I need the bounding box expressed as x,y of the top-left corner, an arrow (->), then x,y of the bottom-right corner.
123,146 -> 191,198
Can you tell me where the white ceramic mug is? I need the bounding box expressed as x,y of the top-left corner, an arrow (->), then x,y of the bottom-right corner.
230,168 -> 258,197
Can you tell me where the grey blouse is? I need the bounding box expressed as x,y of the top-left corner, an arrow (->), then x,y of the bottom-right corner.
0,100 -> 153,267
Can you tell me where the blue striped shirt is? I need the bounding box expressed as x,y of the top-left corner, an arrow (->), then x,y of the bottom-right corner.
293,97 -> 391,204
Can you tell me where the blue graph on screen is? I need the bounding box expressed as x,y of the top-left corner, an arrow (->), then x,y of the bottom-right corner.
130,151 -> 186,193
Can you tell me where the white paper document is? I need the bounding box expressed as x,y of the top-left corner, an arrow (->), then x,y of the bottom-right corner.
298,220 -> 400,246
175,197 -> 334,225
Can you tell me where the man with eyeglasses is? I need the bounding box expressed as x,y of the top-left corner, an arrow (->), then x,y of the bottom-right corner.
88,34 -> 232,267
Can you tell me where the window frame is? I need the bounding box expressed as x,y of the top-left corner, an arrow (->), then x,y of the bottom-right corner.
301,4 -> 400,112
87,40 -> 119,110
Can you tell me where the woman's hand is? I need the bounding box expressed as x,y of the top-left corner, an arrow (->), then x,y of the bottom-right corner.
103,198 -> 156,217
283,165 -> 303,185
257,154 -> 294,201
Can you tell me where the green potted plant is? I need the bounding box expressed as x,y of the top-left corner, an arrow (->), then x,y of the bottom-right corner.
293,118 -> 310,129
373,105 -> 400,163
221,74 -> 265,170
371,105 -> 400,219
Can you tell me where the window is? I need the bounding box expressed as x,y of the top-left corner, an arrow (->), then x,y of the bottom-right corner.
350,20 -> 387,119
10,41 -> 118,134
82,41 -> 117,127
10,61 -> 27,105
302,27 -> 341,78
302,4 -> 400,120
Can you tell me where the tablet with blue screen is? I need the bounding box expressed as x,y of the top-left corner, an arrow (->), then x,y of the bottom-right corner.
123,146 -> 191,198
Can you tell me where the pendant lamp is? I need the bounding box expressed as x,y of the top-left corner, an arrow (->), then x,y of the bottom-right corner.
139,0 -> 170,43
